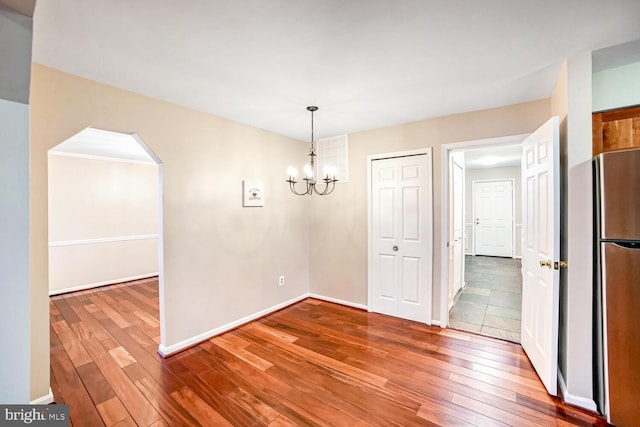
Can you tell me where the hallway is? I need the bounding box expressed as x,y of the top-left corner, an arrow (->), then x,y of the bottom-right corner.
449,255 -> 522,342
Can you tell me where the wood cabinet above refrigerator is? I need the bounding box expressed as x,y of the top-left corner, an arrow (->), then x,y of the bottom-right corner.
593,105 -> 640,157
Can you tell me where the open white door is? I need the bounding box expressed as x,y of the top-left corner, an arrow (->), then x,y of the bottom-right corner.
448,152 -> 465,307
521,116 -> 560,396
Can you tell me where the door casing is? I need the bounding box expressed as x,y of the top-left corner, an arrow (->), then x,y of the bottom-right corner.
440,134 -> 528,327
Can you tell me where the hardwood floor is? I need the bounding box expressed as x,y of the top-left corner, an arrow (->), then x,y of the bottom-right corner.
50,279 -> 607,426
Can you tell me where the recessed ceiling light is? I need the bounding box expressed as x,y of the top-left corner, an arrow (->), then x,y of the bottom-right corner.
479,156 -> 500,166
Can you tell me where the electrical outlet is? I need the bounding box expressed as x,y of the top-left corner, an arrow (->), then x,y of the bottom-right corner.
278,275 -> 285,286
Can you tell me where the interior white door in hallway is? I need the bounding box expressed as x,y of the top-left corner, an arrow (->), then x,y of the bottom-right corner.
473,180 -> 514,257
448,152 -> 465,308
369,153 -> 433,323
521,116 -> 560,396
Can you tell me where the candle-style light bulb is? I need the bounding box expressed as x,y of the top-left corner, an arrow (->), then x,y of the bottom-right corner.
287,167 -> 298,180
324,165 -> 337,180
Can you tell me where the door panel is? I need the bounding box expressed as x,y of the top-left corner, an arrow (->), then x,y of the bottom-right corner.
521,116 -> 560,396
379,255 -> 395,299
402,187 -> 420,240
379,188 -> 395,238
539,171 -> 550,256
371,153 -> 432,323
402,257 -> 420,303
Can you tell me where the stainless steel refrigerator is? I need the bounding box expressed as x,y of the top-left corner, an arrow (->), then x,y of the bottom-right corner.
594,148 -> 640,426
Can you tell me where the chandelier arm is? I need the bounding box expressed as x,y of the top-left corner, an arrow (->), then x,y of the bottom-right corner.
288,180 -> 311,196
314,179 -> 336,196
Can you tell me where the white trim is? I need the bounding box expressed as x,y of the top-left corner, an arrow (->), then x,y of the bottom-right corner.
49,273 -> 159,296
48,150 -> 157,165
132,130 -> 168,356
558,370 -> 598,412
431,320 -> 442,327
367,148 -> 433,324
308,293 -> 367,310
515,223 -> 523,259
464,223 -> 474,255
30,388 -> 54,405
157,293 -> 309,357
440,133 -> 529,328
49,234 -> 158,247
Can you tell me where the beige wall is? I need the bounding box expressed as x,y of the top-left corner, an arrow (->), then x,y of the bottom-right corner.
48,154 -> 159,294
465,166 -> 523,258
552,53 -> 596,409
31,64 -> 310,351
308,99 -> 551,321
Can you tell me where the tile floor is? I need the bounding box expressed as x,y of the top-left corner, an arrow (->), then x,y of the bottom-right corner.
449,255 -> 522,342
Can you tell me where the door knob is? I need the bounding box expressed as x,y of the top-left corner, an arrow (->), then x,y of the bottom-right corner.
392,245 -> 398,251
539,259 -> 552,269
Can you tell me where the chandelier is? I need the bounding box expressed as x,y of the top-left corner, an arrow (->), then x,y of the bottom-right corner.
286,106 -> 338,196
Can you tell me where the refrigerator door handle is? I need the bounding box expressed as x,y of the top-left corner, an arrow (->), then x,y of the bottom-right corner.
609,241 -> 640,250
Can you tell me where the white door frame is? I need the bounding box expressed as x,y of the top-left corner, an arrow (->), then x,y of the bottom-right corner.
472,178 -> 516,258
367,147 -> 433,323
131,133 -> 166,354
440,134 -> 528,327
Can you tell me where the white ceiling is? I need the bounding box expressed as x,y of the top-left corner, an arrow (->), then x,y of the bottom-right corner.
464,144 -> 523,169
49,127 -> 155,163
32,0 -> 640,142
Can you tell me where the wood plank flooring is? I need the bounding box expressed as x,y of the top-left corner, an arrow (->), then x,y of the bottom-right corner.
50,278 -> 607,426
